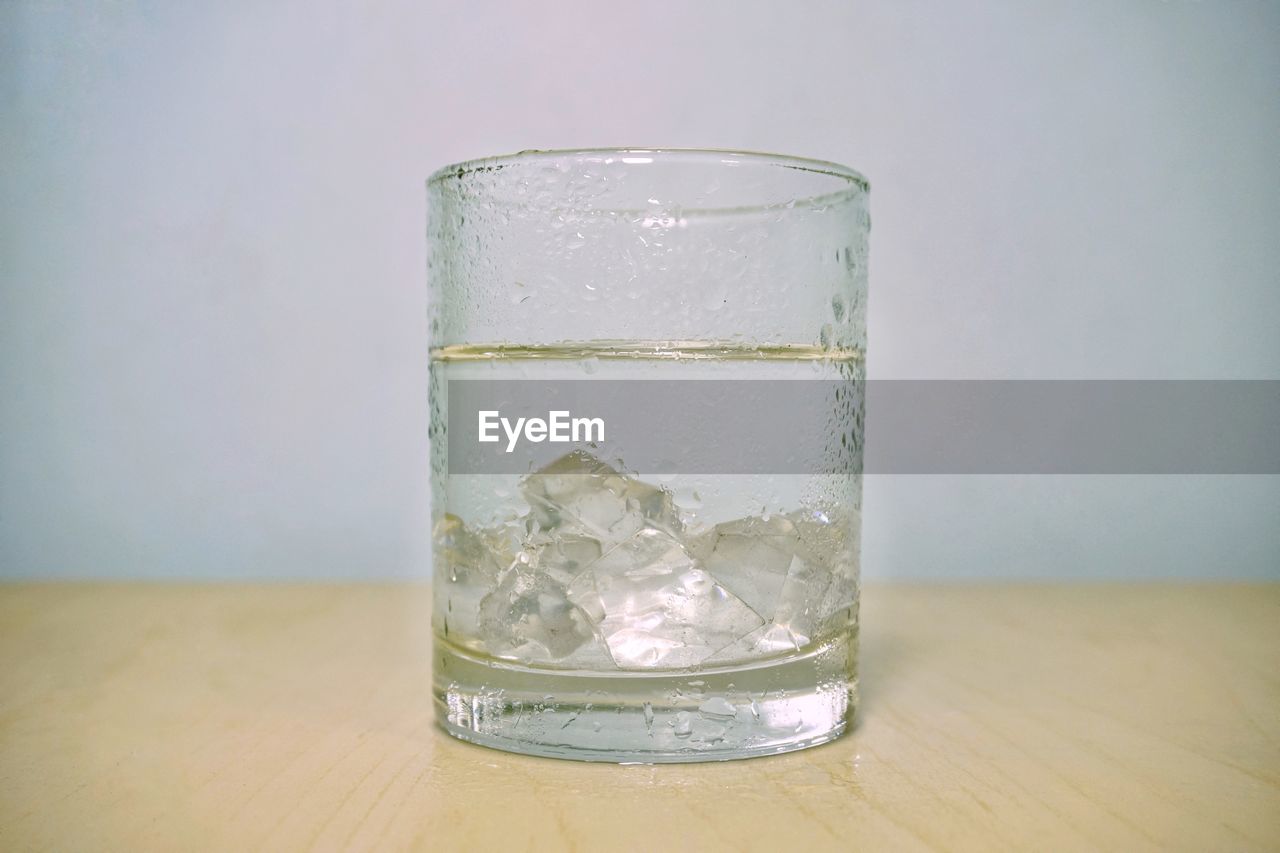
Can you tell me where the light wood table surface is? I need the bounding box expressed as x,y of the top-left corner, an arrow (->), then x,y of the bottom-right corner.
0,584 -> 1276,851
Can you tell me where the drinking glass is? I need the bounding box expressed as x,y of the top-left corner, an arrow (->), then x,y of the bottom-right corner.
428,148 -> 869,762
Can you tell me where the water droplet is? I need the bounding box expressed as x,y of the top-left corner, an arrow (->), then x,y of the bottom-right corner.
694,722 -> 727,744
698,697 -> 737,718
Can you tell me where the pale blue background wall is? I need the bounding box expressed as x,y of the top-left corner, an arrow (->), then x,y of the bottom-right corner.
2,1 -> 1278,580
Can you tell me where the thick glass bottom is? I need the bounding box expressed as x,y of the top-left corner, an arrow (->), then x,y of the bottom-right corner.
433,633 -> 857,763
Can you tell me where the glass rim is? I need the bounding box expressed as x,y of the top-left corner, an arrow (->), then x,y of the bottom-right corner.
427,147 -> 869,214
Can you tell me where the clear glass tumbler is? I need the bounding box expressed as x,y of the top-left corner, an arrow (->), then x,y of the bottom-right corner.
428,149 -> 868,762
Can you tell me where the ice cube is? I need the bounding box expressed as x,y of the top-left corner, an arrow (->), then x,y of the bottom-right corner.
768,553 -> 837,650
433,513 -> 509,586
699,508 -> 860,660
519,451 -> 680,548
789,508 -> 860,570
779,508 -> 860,642
477,567 -> 602,663
433,515 -> 521,648
692,515 -> 802,619
817,572 -> 859,629
530,533 -> 603,587
577,527 -> 764,669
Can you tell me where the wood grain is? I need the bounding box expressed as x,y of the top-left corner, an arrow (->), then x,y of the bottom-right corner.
0,584 -> 1276,851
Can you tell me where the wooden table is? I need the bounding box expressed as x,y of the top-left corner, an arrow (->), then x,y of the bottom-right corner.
0,584 -> 1276,851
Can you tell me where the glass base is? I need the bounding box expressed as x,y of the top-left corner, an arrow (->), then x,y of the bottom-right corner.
433,634 -> 857,763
